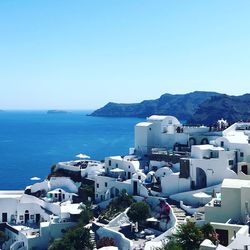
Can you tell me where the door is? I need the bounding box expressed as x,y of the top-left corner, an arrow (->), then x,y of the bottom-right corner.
216,229 -> 228,246
196,168 -> 207,189
25,211 -> 29,223
242,165 -> 248,175
59,193 -> 62,202
35,214 -> 40,224
128,172 -> 131,179
2,213 -> 7,222
133,181 -> 138,195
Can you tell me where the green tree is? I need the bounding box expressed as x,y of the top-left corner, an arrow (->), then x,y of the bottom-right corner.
49,203 -> 94,250
157,222 -> 218,250
100,191 -> 133,220
171,221 -> 204,250
127,201 -> 150,223
79,202 -> 94,225
49,226 -> 93,250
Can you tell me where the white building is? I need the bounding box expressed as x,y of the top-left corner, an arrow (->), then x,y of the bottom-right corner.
55,160 -> 104,179
213,122 -> 250,164
134,115 -> 220,156
203,178 -> 250,248
158,144 -> 237,196
205,179 -> 250,224
104,156 -> 140,180
0,177 -> 83,250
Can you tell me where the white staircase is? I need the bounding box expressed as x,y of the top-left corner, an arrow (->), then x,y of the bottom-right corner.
171,205 -> 187,224
90,229 -> 97,249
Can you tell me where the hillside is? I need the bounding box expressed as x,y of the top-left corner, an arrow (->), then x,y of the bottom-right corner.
189,94 -> 250,125
90,91 -> 221,121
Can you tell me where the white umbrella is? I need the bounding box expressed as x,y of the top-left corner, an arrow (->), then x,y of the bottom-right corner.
110,168 -> 125,173
30,177 -> 41,181
75,153 -> 90,159
193,192 -> 211,199
193,192 -> 211,205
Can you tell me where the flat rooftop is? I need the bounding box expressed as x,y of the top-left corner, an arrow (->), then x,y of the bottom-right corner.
136,122 -> 153,127
0,190 -> 24,198
222,179 -> 250,189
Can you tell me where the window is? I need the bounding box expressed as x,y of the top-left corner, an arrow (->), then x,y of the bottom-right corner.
128,165 -> 130,169
101,195 -> 103,201
149,128 -> 151,131
55,193 -> 58,198
30,215 -> 34,219
241,165 -> 248,175
229,160 -> 234,166
96,183 -> 99,188
240,152 -> 244,157
109,160 -> 111,166
19,215 -> 24,220
221,141 -> 224,147
62,194 -> 65,199
116,163 -> 118,167
105,182 -> 107,187
138,176 -> 141,180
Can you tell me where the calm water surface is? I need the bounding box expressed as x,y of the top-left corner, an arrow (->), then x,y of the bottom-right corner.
0,111 -> 142,190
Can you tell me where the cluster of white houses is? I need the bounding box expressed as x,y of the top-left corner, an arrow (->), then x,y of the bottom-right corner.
1,115 -> 250,249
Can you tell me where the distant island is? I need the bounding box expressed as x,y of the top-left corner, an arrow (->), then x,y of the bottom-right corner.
90,91 -> 250,125
47,110 -> 68,114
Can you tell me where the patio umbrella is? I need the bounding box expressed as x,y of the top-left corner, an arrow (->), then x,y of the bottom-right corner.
75,153 -> 90,159
193,192 -> 212,205
30,177 -> 41,181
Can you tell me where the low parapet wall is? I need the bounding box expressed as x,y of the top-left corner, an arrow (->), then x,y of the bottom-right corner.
170,184 -> 221,206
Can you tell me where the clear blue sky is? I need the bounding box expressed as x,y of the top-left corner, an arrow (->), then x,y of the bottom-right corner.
0,0 -> 250,109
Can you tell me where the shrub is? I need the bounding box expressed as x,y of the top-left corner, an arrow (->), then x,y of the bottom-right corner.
96,237 -> 116,249
49,226 -> 93,250
127,201 -> 150,223
100,191 -> 133,220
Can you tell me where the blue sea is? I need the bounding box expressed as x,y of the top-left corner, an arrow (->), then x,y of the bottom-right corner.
0,111 -> 142,190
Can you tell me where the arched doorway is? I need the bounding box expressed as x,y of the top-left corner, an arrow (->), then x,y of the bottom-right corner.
196,168 -> 207,189
25,210 -> 29,224
189,137 -> 196,146
201,138 -> 209,145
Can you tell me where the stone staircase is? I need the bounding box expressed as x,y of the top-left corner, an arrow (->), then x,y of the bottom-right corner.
170,205 -> 187,224
165,197 -> 189,224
